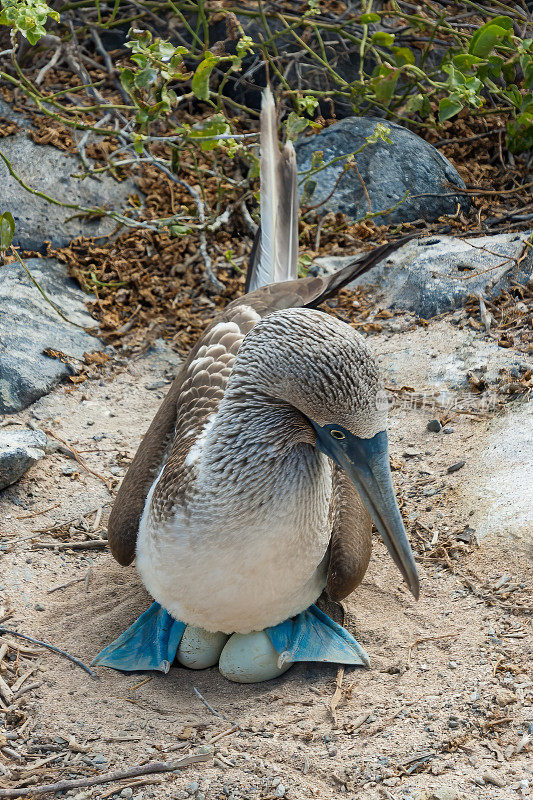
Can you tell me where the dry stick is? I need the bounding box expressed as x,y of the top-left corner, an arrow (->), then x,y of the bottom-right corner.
34,540 -> 108,551
15,503 -> 60,520
0,628 -> 96,679
47,576 -> 85,594
0,754 -> 211,798
407,632 -> 460,665
434,127 -> 505,147
192,687 -> 239,728
44,429 -> 114,491
330,665 -> 345,723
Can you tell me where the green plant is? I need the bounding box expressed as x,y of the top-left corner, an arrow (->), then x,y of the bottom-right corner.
0,0 -> 530,287
0,0 -> 58,45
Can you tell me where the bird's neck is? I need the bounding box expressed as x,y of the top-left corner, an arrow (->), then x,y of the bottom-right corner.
198,386 -> 326,511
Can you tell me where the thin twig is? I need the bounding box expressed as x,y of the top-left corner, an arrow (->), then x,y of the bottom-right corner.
15,503 -> 60,520
330,665 -> 345,723
0,753 -> 212,798
193,687 -> 239,728
44,429 -> 115,491
34,540 -> 108,551
47,576 -> 86,594
0,628 -> 96,678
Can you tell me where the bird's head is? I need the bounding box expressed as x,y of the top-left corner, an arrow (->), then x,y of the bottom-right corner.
235,307 -> 419,599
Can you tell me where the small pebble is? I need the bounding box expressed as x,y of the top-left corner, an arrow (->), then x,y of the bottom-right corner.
34,603 -> 45,612
403,448 -> 421,457
120,789 -> 133,799
186,781 -> 199,795
429,789 -> 459,800
448,661 -> 457,669
61,464 -> 77,476
145,380 -> 167,390
427,419 -> 442,432
482,769 -> 505,787
196,745 -> 214,755
442,426 -> 454,434
274,785 -> 286,798
447,460 -> 465,473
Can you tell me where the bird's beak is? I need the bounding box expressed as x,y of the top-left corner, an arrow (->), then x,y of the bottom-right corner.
313,425 -> 420,600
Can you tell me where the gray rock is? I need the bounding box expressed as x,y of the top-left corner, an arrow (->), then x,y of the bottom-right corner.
0,429 -> 46,490
0,257 -> 102,413
296,117 -> 469,225
314,231 -> 533,318
374,319 -> 529,393
454,402 -> 532,550
0,99 -> 140,251
427,419 -> 442,433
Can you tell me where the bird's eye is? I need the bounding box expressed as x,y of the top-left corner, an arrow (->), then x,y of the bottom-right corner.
330,429 -> 345,440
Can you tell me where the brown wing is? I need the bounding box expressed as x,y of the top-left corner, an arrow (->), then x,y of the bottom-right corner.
326,465 -> 372,602
107,237 -> 408,566
107,302 -> 259,565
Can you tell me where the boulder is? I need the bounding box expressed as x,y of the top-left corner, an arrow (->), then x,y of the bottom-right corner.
373,319 -> 530,393
296,117 -> 469,225
313,231 -> 533,318
0,257 -> 102,413
454,402 -> 532,550
0,428 -> 47,490
0,98 -> 140,251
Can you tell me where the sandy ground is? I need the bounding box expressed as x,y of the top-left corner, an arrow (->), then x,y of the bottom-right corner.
0,319 -> 532,800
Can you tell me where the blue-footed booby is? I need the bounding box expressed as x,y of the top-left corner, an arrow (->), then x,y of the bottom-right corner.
98,88 -> 419,683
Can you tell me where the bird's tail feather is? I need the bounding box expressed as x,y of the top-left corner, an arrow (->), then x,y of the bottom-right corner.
306,235 -> 415,308
246,87 -> 299,292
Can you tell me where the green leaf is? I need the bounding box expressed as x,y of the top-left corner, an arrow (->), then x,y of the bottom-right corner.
286,112 -> 309,140
120,68 -> 135,94
360,12 -> 380,23
300,179 -> 317,206
188,114 -> 231,151
393,47 -> 415,66
134,68 -> 157,89
156,41 -> 176,60
192,55 -> 218,101
169,224 -> 193,237
405,93 -> 430,118
504,84 -> 523,107
371,31 -> 395,48
506,112 -> 533,153
131,53 -> 148,68
0,211 -> 15,251
366,121 -> 393,145
370,65 -> 398,106
469,19 -> 512,58
488,15 -> 514,31
439,96 -> 464,122
452,54 -> 484,70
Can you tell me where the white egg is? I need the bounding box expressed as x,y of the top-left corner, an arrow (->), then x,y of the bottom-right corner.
218,631 -> 293,683
176,626 -> 229,669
